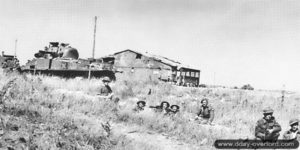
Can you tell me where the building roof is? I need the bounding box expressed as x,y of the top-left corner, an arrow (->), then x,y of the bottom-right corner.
113,49 -> 200,71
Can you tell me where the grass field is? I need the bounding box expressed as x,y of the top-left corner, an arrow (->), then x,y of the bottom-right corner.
0,70 -> 299,150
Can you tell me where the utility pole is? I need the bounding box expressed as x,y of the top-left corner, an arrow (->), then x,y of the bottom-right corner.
89,16 -> 97,80
92,16 -> 97,59
281,84 -> 285,103
14,39 -> 17,58
213,72 -> 216,88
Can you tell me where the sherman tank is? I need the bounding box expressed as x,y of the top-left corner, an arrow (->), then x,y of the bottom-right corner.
22,42 -> 115,80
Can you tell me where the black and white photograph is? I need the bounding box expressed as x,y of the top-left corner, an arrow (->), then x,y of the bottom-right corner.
0,0 -> 299,149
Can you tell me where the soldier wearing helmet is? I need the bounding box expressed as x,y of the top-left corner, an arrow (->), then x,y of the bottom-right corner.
133,100 -> 146,112
98,77 -> 112,96
194,98 -> 214,125
97,77 -> 119,103
283,119 -> 300,141
2,60 -> 8,69
150,101 -> 171,115
255,107 -> 281,141
170,105 -> 180,113
168,105 -> 180,116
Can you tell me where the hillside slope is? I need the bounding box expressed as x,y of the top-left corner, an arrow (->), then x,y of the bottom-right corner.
0,71 -> 299,149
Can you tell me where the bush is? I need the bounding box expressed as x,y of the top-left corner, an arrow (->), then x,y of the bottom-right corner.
241,84 -> 254,90
199,84 -> 207,88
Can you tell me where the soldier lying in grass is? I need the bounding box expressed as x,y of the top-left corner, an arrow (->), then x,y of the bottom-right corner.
149,101 -> 171,115
133,100 -> 146,112
168,105 -> 180,116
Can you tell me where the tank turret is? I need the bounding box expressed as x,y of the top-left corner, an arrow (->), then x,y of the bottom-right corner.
33,42 -> 79,59
61,47 -> 79,59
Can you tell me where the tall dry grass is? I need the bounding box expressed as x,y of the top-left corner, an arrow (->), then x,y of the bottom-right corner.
0,72 -> 124,149
112,74 -> 300,148
0,71 -> 299,149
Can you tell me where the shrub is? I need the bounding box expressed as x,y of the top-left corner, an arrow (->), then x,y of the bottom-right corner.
199,84 -> 207,88
241,84 -> 254,90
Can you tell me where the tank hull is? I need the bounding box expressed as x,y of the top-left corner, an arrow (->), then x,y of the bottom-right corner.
22,69 -> 115,80
23,57 -> 115,80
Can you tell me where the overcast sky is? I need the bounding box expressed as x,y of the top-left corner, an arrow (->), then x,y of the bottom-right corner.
0,0 -> 299,91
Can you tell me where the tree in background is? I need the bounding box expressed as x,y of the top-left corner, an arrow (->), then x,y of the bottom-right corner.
241,84 -> 254,90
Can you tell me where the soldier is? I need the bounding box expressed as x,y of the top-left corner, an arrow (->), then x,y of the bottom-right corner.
1,60 -> 8,69
133,101 -> 146,112
176,75 -> 182,86
168,105 -> 180,115
283,119 -> 300,141
150,101 -> 170,115
13,59 -> 20,69
255,107 -> 281,141
97,77 -> 119,103
194,98 -> 214,125
44,46 -> 49,51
